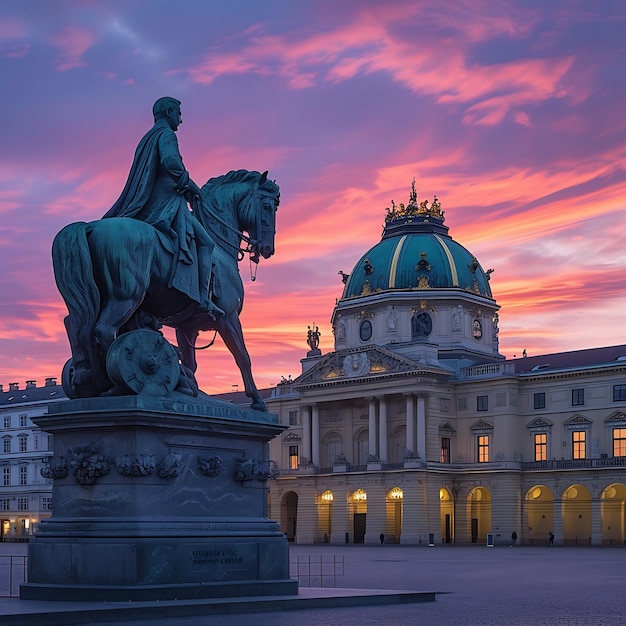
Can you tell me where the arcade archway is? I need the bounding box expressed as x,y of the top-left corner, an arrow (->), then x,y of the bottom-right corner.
601,483 -> 626,546
280,491 -> 298,542
525,485 -> 554,545
467,487 -> 491,544
562,484 -> 591,546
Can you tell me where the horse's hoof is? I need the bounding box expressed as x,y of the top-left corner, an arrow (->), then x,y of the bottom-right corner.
251,400 -> 267,412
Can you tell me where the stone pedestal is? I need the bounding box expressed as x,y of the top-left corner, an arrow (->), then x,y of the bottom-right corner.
21,395 -> 297,601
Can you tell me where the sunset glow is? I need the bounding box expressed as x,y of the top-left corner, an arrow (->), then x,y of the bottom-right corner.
1,0 -> 625,394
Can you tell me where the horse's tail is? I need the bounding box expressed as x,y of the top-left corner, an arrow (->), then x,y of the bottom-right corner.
52,222 -> 102,393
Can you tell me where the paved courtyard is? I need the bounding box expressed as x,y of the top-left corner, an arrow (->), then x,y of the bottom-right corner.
2,543 -> 625,625
85,544 -> 626,626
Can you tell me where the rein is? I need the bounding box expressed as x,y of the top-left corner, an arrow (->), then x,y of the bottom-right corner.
203,199 -> 256,257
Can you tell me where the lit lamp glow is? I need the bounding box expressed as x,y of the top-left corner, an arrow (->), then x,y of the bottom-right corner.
352,489 -> 367,501
389,487 -> 403,500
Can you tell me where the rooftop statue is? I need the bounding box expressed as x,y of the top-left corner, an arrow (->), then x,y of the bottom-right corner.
384,179 -> 444,223
52,97 -> 280,410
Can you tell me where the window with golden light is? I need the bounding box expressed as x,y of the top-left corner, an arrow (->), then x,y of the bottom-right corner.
534,433 -> 547,461
572,430 -> 586,460
477,435 -> 489,463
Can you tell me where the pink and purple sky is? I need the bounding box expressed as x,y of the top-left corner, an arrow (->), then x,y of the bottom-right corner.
1,1 -> 625,394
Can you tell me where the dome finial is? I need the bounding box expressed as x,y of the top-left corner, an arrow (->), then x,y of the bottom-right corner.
384,182 -> 444,223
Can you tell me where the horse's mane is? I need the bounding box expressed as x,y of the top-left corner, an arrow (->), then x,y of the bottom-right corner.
201,169 -> 280,204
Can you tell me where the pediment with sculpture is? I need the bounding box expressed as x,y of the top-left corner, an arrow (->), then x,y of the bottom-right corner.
293,346 -> 446,387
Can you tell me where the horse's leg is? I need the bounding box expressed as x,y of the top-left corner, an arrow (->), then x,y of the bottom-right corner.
94,298 -> 142,354
217,313 -> 266,411
176,326 -> 199,373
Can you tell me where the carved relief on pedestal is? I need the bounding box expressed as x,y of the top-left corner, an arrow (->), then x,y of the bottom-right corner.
116,454 -> 157,476
198,455 -> 224,477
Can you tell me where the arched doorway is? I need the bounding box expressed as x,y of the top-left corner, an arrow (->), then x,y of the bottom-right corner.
525,485 -> 553,545
440,488 -> 454,544
280,491 -> 298,542
385,487 -> 403,543
562,484 -> 591,546
350,488 -> 367,543
468,487 -> 491,544
318,490 -> 333,542
601,483 -> 626,545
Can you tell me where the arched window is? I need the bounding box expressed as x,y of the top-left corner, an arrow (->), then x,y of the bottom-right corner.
323,433 -> 343,466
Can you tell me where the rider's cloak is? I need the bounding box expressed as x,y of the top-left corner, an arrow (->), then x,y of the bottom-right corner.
102,119 -> 203,304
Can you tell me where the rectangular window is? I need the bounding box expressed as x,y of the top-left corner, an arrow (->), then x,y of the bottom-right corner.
19,437 -> 27,453
19,415 -> 27,427
2,467 -> 9,486
477,395 -> 488,412
613,428 -> 626,457
477,435 -> 489,462
572,389 -> 584,406
534,433 -> 547,461
17,497 -> 28,511
288,410 -> 298,426
2,416 -> 10,429
19,466 -> 27,485
42,497 -> 52,511
572,431 -> 586,460
1,499 -> 9,511
289,445 -> 299,470
2,439 -> 10,454
533,392 -> 546,409
614,385 -> 626,402
441,437 -> 450,464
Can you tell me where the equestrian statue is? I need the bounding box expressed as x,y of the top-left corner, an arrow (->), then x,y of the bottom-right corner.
52,97 -> 280,411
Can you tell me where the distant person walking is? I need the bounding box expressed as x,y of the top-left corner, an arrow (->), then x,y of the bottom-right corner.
548,531 -> 555,546
511,531 -> 517,546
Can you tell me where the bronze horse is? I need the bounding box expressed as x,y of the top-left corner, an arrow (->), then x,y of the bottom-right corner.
52,169 -> 279,410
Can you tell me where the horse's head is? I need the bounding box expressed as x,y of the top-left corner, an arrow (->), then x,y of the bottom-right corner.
249,170 -> 279,261
199,169 -> 280,261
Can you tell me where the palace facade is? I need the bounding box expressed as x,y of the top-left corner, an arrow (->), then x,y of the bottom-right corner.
266,185 -> 626,546
0,379 -> 61,541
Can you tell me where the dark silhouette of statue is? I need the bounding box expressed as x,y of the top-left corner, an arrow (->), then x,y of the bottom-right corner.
307,324 -> 321,355
103,96 -> 221,318
52,96 -> 281,408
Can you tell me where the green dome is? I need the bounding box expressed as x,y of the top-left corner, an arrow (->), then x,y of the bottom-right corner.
343,197 -> 493,299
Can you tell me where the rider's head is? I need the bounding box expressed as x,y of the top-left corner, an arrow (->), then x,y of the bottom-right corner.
153,97 -> 182,130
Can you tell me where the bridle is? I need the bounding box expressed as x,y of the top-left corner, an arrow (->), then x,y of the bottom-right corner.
198,185 -> 277,269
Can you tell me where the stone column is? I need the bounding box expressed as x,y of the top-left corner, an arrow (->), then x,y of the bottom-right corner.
454,488 -> 470,544
301,405 -> 311,465
591,493 -> 602,546
378,396 -> 388,463
295,484 -> 317,544
364,482 -> 386,544
553,497 -> 563,546
330,490 -> 349,545
416,393 -> 427,461
405,393 -> 415,457
401,486 -> 420,544
368,397 -> 378,460
311,404 -> 320,467
425,479 -> 442,545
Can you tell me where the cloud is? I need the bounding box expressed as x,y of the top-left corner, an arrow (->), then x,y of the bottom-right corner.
48,25 -> 97,71
182,3 -> 575,128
